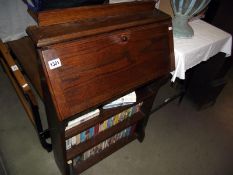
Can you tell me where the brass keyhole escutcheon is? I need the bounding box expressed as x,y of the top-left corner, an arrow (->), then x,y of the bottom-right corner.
121,35 -> 128,42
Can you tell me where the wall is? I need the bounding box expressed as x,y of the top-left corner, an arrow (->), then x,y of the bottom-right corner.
0,0 -> 35,42
158,0 -> 173,17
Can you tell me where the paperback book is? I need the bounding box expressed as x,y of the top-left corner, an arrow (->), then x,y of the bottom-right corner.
103,91 -> 137,109
65,109 -> 100,131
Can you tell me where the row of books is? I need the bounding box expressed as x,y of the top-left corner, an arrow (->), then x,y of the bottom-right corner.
72,126 -> 134,166
65,91 -> 137,131
65,103 -> 142,150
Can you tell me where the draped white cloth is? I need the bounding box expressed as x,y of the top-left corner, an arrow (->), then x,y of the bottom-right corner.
171,19 -> 232,82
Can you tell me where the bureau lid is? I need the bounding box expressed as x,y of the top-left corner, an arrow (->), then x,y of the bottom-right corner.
26,1 -> 171,47
38,20 -> 174,121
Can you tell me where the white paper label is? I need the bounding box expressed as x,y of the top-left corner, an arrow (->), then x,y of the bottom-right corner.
22,83 -> 28,88
67,160 -> 72,164
48,58 -> 62,70
11,65 -> 19,72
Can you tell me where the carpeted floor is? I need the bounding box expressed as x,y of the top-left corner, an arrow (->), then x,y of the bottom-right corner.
0,64 -> 233,175
0,150 -> 7,175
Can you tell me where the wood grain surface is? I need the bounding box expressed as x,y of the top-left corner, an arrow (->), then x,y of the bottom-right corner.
27,10 -> 170,47
30,1 -> 155,27
40,23 -> 173,120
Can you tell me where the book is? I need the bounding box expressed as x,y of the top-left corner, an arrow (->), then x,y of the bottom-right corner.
126,127 -> 131,136
66,139 -> 72,150
89,127 -> 95,138
71,136 -> 76,146
103,120 -> 108,131
94,124 -> 99,135
73,155 -> 82,166
107,117 -> 113,128
103,92 -> 136,109
85,129 -> 90,140
76,134 -> 80,145
113,114 -> 120,125
80,131 -> 86,143
65,109 -> 100,130
99,121 -> 104,132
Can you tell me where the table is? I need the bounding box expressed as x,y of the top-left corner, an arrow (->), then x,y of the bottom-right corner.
171,19 -> 232,82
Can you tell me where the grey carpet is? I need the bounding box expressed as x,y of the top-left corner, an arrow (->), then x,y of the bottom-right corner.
0,150 -> 8,175
0,63 -> 233,175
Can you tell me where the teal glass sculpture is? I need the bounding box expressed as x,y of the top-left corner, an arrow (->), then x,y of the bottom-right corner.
171,0 -> 211,38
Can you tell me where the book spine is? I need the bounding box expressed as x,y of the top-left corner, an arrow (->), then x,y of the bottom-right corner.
80,131 -> 86,143
89,127 -> 95,138
66,139 -> 72,150
94,124 -> 99,135
103,120 -> 108,131
71,136 -> 76,146
76,134 -> 80,145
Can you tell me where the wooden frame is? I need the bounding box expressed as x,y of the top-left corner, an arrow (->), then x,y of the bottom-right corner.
0,40 -> 52,152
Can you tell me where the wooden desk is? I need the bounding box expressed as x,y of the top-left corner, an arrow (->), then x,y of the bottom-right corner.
0,2 -> 174,174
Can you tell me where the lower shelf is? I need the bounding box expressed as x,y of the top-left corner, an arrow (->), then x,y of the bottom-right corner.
72,134 -> 137,174
66,112 -> 144,160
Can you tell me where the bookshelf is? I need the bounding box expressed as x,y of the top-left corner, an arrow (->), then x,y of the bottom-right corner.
0,1 -> 174,175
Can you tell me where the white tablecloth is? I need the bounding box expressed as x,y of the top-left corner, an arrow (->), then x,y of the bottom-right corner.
171,19 -> 232,82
